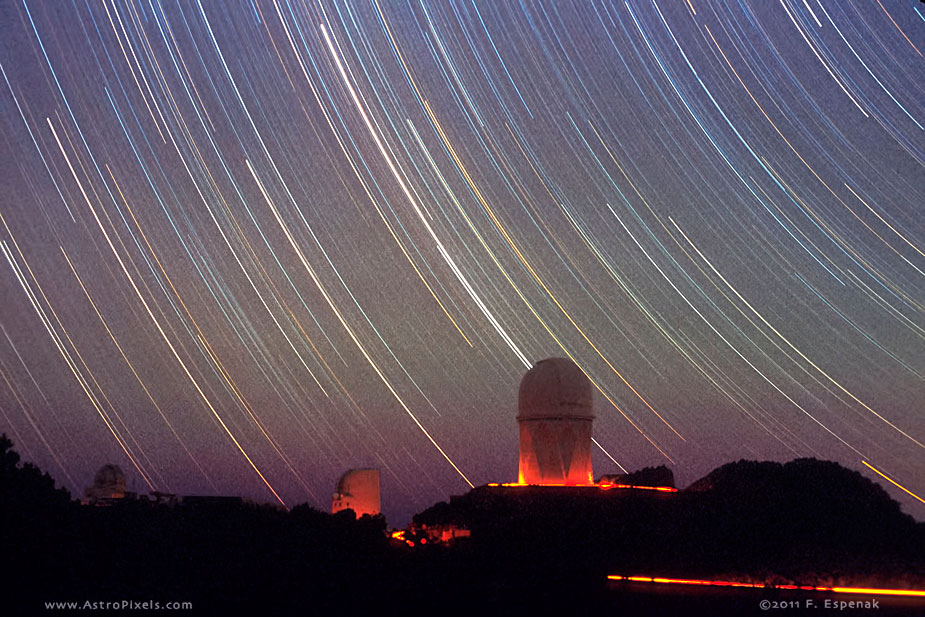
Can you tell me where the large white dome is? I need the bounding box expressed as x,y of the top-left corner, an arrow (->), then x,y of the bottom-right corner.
92,464 -> 126,490
517,357 -> 594,420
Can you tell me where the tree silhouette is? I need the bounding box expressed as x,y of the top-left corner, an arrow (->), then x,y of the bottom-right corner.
0,433 -> 73,511
2,435 -> 923,614
2,434 -> 78,613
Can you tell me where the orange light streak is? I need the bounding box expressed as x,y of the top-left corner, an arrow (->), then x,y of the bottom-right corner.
875,0 -> 922,57
598,483 -> 678,493
607,575 -> 925,597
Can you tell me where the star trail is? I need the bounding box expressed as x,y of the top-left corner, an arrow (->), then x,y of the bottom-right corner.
0,0 -> 922,522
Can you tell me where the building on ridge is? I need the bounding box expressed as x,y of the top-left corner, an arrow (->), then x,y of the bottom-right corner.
517,357 -> 594,485
331,468 -> 380,517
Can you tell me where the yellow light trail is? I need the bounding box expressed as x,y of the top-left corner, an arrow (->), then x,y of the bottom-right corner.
0,239 -> 155,490
197,333 -> 316,499
59,246 -> 215,490
671,217 -> 924,450
47,116 -> 286,506
248,158 -> 474,489
705,23 -> 921,309
607,575 -> 925,597
412,111 -> 672,463
862,460 -> 925,504
317,20 -> 528,368
424,101 -> 684,443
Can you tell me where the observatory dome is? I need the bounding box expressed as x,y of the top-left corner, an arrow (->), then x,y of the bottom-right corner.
331,468 -> 380,518
92,464 -> 126,490
83,463 -> 127,504
516,358 -> 595,485
517,357 -> 594,420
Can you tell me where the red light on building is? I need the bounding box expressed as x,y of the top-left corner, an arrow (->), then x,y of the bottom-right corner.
487,481 -> 677,492
517,358 -> 595,486
331,469 -> 380,517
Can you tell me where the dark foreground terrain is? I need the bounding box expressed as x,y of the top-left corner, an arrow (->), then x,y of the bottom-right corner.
3,436 -> 923,615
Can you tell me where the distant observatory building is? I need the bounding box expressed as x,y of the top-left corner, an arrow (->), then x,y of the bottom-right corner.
83,464 -> 127,505
331,469 -> 381,518
518,358 -> 594,485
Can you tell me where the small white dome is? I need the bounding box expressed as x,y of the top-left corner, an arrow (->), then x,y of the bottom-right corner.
517,357 -> 594,420
332,468 -> 380,517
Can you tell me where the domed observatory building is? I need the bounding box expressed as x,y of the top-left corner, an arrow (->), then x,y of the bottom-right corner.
83,464 -> 127,505
518,358 -> 595,485
331,468 -> 380,518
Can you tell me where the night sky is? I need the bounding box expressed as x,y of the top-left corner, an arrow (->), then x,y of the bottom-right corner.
0,0 -> 922,524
